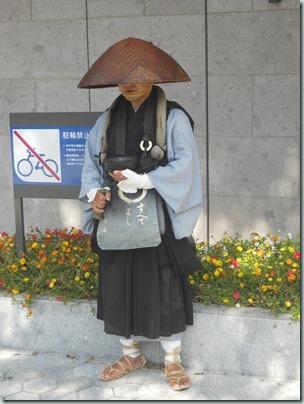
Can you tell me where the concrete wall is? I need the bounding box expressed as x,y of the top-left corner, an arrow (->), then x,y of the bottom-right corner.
0,0 -> 300,241
0,296 -> 300,380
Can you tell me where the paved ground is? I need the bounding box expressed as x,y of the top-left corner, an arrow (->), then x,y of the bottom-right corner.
0,347 -> 300,401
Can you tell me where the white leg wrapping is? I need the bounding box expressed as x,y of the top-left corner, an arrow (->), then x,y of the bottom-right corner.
161,340 -> 182,364
119,338 -> 140,358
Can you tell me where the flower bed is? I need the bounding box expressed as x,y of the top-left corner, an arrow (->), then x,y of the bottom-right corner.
0,228 -> 300,321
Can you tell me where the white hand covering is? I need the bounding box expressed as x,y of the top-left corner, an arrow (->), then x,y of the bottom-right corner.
117,169 -> 154,193
87,187 -> 110,202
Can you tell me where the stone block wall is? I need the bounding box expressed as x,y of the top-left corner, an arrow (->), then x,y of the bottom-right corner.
0,0 -> 299,241
206,0 -> 300,239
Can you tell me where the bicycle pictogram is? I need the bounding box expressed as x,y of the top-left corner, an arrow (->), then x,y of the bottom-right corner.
17,148 -> 59,178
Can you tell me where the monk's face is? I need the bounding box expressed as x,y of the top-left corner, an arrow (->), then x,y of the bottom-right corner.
118,82 -> 153,108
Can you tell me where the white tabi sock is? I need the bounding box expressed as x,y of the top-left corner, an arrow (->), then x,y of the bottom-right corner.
119,338 -> 141,358
161,340 -> 182,364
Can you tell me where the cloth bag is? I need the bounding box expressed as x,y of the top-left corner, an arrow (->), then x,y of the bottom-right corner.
94,187 -> 165,250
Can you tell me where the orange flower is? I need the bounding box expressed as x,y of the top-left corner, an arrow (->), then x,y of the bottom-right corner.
285,259 -> 293,265
287,274 -> 296,282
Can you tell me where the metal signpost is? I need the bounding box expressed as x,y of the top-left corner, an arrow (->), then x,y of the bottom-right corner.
9,112 -> 101,256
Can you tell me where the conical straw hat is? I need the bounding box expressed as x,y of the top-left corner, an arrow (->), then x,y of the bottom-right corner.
78,37 -> 190,88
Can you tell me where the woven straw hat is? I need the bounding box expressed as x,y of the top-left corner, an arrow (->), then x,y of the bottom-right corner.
78,37 -> 190,88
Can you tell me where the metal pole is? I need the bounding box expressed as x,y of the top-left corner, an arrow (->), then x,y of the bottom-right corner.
14,197 -> 25,257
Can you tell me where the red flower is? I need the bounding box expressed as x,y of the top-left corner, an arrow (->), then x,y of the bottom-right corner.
0,279 -> 4,286
233,291 -> 240,300
56,296 -> 62,301
293,252 -> 300,260
231,259 -> 239,268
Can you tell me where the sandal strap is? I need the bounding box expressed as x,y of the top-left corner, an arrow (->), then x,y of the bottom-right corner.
165,363 -> 186,377
109,355 -> 137,374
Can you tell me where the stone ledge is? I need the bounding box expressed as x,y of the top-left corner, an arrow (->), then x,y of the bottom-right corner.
0,296 -> 299,380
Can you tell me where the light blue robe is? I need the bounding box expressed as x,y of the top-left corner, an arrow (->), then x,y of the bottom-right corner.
79,107 -> 203,239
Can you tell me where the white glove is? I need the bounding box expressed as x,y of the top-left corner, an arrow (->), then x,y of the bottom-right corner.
87,187 -> 110,202
117,169 -> 154,193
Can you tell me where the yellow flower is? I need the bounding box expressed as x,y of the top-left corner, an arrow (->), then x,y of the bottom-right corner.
62,241 -> 69,246
32,242 -> 38,248
23,278 -> 29,283
240,283 -> 245,289
248,298 -> 253,304
84,272 -> 90,278
49,282 -> 55,288
21,266 -> 27,271
12,289 -> 19,294
222,298 -> 230,304
75,276 -> 80,282
203,274 -> 209,281
237,272 -> 244,278
288,247 -> 295,253
262,285 -> 268,292
236,246 -> 243,252
285,301 -> 292,308
277,277 -> 282,282
12,264 -> 18,273
19,257 -> 26,265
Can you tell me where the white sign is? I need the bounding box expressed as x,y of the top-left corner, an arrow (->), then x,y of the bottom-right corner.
12,129 -> 62,183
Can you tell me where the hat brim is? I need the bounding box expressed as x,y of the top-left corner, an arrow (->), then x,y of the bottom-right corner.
78,37 -> 190,89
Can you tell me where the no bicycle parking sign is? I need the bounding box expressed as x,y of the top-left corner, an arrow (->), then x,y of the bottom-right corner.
10,112 -> 101,198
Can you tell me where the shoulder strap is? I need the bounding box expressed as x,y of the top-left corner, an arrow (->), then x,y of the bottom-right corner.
99,95 -> 122,165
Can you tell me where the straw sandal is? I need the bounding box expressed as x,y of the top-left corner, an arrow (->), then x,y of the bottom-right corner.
165,363 -> 191,391
98,355 -> 146,381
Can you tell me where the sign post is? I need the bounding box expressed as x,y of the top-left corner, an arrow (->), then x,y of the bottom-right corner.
10,112 -> 101,256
